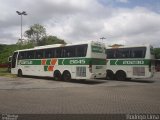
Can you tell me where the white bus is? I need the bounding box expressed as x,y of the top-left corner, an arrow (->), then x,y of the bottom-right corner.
11,41 -> 106,81
105,44 -> 155,80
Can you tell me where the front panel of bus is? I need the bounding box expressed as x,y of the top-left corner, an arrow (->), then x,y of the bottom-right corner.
11,51 -> 18,74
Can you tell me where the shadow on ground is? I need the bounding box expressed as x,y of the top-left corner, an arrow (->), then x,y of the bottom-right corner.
22,75 -> 107,85
107,78 -> 154,83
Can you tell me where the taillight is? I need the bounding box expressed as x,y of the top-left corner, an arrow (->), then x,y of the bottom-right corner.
89,61 -> 92,73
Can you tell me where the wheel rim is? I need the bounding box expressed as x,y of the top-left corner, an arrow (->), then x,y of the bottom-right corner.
63,73 -> 71,81
18,70 -> 22,77
117,72 -> 126,81
55,74 -> 61,80
106,71 -> 114,80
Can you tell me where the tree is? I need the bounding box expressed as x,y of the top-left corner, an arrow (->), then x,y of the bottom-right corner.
25,24 -> 46,45
38,35 -> 66,46
109,44 -> 124,47
154,48 -> 160,59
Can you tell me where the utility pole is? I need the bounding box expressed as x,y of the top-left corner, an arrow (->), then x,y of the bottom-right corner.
16,11 -> 27,42
100,37 -> 106,42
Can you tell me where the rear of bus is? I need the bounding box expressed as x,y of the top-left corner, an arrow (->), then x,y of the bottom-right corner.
87,41 -> 106,79
105,45 -> 155,80
145,45 -> 155,78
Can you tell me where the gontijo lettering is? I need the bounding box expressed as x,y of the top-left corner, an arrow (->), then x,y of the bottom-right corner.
19,60 -> 33,65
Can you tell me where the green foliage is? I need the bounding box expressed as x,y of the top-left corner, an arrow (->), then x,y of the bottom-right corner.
0,44 -> 34,64
0,24 -> 66,64
0,44 -> 18,64
38,35 -> 66,46
154,48 -> 160,59
24,24 -> 46,45
109,44 -> 124,47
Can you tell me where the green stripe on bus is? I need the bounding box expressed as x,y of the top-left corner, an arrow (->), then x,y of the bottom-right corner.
109,59 -> 150,65
58,58 -> 106,65
44,66 -> 48,71
18,58 -> 106,65
46,60 -> 51,65
18,60 -> 41,65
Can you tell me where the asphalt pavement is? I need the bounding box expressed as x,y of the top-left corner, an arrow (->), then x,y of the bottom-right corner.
0,74 -> 159,115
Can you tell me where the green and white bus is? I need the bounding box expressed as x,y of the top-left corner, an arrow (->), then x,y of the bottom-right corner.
11,41 -> 106,81
105,44 -> 155,80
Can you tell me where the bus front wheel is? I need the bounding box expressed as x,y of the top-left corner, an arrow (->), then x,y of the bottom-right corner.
116,71 -> 126,81
62,71 -> 71,81
17,69 -> 23,77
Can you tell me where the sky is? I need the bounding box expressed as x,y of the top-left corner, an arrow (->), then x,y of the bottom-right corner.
0,0 -> 160,47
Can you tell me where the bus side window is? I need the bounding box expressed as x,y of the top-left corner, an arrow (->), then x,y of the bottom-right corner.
35,50 -> 43,59
106,49 -> 115,59
55,48 -> 62,58
45,49 -> 52,58
62,47 -> 67,57
18,52 -> 22,60
52,48 -> 56,58
131,47 -> 146,58
26,51 -> 34,59
120,48 -> 130,58
18,52 -> 26,60
63,46 -> 75,58
76,45 -> 87,57
113,50 -> 117,58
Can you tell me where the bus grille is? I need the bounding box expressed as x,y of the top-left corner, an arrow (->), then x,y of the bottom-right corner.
133,67 -> 145,76
76,67 -> 86,77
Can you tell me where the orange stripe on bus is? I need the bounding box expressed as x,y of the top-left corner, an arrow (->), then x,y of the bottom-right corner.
51,59 -> 57,65
41,59 -> 46,65
48,66 -> 54,71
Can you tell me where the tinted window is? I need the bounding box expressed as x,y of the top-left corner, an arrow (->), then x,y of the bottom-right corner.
53,44 -> 87,58
106,47 -> 146,59
131,47 -> 146,58
63,46 -> 76,58
55,48 -> 62,58
35,50 -> 44,59
117,48 -> 130,58
18,51 -> 26,60
106,49 -> 117,59
44,49 -> 52,58
75,44 -> 87,57
26,51 -> 34,59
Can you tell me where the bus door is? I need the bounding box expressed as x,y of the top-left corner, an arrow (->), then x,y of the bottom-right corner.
11,52 -> 18,68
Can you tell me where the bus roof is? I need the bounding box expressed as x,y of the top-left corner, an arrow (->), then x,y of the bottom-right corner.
14,41 -> 103,52
106,44 -> 152,49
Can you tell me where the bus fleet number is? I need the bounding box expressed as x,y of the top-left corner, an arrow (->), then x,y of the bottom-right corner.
70,59 -> 85,65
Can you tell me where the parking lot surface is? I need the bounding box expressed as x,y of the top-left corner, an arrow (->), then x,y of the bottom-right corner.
0,73 -> 160,114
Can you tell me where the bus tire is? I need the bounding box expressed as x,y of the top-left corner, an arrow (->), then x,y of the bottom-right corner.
106,70 -> 114,80
17,69 -> 23,77
115,70 -> 126,81
62,71 -> 71,81
54,70 -> 61,81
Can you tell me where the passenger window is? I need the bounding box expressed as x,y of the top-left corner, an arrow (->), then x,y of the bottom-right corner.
35,50 -> 44,59
26,51 -> 34,59
45,49 -> 52,58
